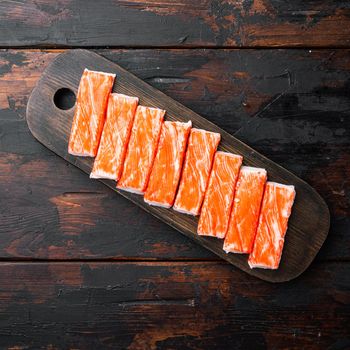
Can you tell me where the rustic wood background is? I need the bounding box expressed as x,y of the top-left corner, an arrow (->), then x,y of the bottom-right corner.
0,1 -> 349,349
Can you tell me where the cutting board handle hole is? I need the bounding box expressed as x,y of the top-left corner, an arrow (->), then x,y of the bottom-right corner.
53,88 -> 76,110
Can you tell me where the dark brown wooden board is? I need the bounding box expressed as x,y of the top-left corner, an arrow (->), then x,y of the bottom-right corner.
1,1 -> 350,48
1,49 -> 348,262
26,49 -> 329,282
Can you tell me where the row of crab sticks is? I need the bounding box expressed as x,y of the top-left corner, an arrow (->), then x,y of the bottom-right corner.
68,69 -> 295,270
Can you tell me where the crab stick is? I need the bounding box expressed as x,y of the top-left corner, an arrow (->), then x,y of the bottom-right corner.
173,129 -> 220,215
144,120 -> 192,208
248,182 -> 296,269
90,93 -> 139,180
117,106 -> 165,194
68,69 -> 115,157
197,152 -> 242,238
224,166 -> 267,254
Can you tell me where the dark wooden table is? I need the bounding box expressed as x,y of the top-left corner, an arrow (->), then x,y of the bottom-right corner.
0,1 -> 349,349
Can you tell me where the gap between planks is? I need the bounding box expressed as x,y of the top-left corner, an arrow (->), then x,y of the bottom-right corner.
0,259 -> 348,264
1,46 -> 350,51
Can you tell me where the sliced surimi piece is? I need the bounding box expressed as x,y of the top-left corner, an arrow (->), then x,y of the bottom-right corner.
197,152 -> 242,238
173,128 -> 221,216
68,68 -> 115,157
248,182 -> 296,270
90,94 -> 139,180
224,166 -> 267,254
144,120 -> 192,208
117,106 -> 165,194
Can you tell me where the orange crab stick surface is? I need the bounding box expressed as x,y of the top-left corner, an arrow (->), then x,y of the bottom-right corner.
197,152 -> 242,238
224,166 -> 267,254
144,121 -> 192,208
68,69 -> 115,157
90,94 -> 139,180
117,106 -> 165,194
248,182 -> 296,270
173,129 -> 221,216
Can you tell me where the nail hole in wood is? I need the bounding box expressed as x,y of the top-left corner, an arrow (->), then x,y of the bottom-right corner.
53,88 -> 76,110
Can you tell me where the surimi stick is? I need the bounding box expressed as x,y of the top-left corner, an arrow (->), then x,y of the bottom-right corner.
224,166 -> 267,254
248,182 -> 296,269
144,120 -> 192,208
90,94 -> 139,180
173,128 -> 221,216
117,106 -> 165,194
197,152 -> 242,238
68,69 -> 115,157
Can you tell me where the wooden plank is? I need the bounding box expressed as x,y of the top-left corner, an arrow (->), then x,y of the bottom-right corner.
0,50 -> 348,262
25,49 -> 329,282
0,1 -> 350,48
0,261 -> 349,349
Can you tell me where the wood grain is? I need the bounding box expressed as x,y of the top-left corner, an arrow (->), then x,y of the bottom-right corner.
1,49 -> 348,262
0,261 -> 349,349
1,0 -> 349,346
26,49 -> 330,282
0,1 -> 350,48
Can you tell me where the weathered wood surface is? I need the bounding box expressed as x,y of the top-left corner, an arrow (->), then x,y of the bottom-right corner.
0,262 -> 349,349
0,49 -> 349,262
0,0 -> 349,339
0,1 -> 350,48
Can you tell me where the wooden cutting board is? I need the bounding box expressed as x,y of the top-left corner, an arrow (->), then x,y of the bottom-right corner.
26,49 -> 330,282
